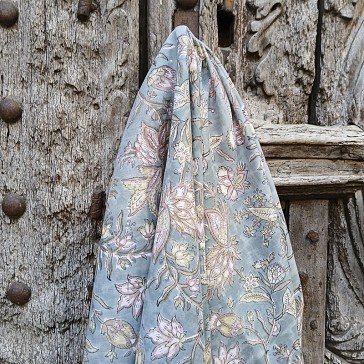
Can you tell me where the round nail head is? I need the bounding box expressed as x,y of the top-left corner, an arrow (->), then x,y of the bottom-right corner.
306,230 -> 319,243
2,193 -> 26,219
6,282 -> 31,305
0,98 -> 22,123
0,1 -> 19,28
176,0 -> 198,9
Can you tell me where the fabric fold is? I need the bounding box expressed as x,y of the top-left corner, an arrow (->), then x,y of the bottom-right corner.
84,25 -> 304,364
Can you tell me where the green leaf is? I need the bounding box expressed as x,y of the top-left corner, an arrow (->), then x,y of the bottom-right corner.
273,279 -> 291,292
240,292 -> 270,303
116,210 -> 123,233
89,316 -> 96,334
157,282 -> 177,306
85,338 -> 99,353
93,293 -> 112,310
282,288 -> 296,317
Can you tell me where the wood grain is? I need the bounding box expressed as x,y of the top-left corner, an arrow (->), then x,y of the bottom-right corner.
0,1 -> 139,362
289,200 -> 329,364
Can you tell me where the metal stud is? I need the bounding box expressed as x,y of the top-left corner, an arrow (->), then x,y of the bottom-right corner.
6,282 -> 31,305
306,230 -> 319,244
0,1 -> 18,28
1,193 -> 26,219
0,98 -> 22,123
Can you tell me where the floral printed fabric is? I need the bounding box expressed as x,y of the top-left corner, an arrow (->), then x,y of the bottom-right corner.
84,26 -> 304,364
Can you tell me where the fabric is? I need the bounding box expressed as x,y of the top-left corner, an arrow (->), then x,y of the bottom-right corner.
84,25 -> 304,364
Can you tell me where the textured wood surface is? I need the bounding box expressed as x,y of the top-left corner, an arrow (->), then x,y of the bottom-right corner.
0,0 -> 363,363
256,124 -> 364,160
0,1 -> 139,363
326,194 -> 364,363
289,200 -> 329,364
316,1 -> 364,128
200,0 -> 318,124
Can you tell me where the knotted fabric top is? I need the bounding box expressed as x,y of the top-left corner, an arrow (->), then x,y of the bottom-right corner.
84,25 -> 304,364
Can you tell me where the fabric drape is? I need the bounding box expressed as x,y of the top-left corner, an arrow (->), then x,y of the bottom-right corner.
84,25 -> 304,364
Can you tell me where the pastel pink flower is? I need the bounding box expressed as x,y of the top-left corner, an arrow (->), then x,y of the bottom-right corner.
145,314 -> 185,361
115,234 -> 135,250
214,342 -> 245,364
217,164 -> 250,201
115,275 -> 146,319
186,276 -> 200,292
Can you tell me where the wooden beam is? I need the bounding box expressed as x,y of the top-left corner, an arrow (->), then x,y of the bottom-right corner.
256,124 -> 364,160
289,200 -> 329,364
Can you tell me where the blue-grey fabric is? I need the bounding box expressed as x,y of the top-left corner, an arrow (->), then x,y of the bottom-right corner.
84,25 -> 304,364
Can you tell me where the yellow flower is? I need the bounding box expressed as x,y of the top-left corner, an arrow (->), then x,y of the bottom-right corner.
171,241 -> 194,268
138,219 -> 156,239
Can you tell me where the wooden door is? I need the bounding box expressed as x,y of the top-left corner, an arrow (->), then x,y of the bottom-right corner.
1,0 -> 363,363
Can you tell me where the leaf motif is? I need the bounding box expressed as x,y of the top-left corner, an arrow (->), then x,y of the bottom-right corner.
156,264 -> 168,289
141,123 -> 159,153
93,293 -> 113,309
209,135 -> 223,150
122,177 -> 148,192
167,183 -> 198,238
205,203 -> 229,244
85,338 -> 99,353
157,282 -> 177,306
174,80 -> 190,109
152,206 -> 171,262
129,190 -> 148,217
248,207 -> 278,222
106,250 -> 113,281
89,316 -> 96,334
274,279 -> 291,292
283,288 -> 296,317
246,339 -> 262,346
246,143 -> 257,150
240,292 -> 270,303
249,152 -> 261,162
139,166 -> 161,180
215,148 -> 235,162
116,210 -> 123,233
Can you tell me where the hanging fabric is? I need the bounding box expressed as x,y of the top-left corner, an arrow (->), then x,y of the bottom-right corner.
84,25 -> 304,364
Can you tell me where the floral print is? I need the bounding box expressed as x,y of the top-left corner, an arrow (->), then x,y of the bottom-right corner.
84,26 -> 303,363
145,315 -> 185,361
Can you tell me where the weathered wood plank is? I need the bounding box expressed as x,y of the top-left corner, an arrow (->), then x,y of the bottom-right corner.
289,200 -> 329,364
326,195 -> 364,363
200,0 -> 318,124
256,124 -> 364,160
316,1 -> 364,128
0,1 -> 139,363
147,0 -> 176,65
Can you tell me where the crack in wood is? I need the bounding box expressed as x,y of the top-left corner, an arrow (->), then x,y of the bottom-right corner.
308,0 -> 324,125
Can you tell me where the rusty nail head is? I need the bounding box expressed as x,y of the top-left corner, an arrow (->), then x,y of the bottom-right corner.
306,230 -> 319,243
0,98 -> 22,123
6,281 -> 31,305
310,320 -> 318,330
176,0 -> 198,9
0,1 -> 19,28
2,193 -> 26,219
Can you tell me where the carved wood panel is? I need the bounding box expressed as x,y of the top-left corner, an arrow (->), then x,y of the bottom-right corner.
316,1 -> 364,128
